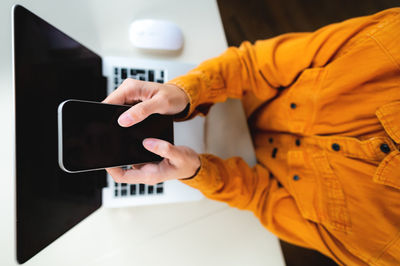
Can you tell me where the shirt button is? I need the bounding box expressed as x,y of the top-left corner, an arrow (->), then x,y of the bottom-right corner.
380,143 -> 391,154
272,148 -> 278,158
269,172 -> 274,178
295,139 -> 301,146
293,175 -> 300,181
269,138 -> 273,143
290,103 -> 297,109
332,143 -> 340,151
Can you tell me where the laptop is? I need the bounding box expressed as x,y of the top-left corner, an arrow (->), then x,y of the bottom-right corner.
12,5 -> 203,264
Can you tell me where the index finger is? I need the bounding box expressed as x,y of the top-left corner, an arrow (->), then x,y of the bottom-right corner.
103,78 -> 144,105
106,163 -> 167,185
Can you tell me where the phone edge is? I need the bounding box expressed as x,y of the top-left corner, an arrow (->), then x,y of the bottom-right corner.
57,100 -> 75,173
57,99 -> 172,173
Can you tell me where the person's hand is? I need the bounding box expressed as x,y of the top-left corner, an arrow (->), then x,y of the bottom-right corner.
106,138 -> 201,184
103,79 -> 200,184
103,78 -> 190,127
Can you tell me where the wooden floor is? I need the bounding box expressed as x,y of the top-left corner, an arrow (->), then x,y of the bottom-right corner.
216,0 -> 399,265
217,0 -> 399,46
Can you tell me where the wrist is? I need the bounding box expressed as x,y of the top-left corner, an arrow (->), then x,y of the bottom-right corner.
180,165 -> 201,180
164,83 -> 190,119
174,103 -> 190,119
180,155 -> 201,180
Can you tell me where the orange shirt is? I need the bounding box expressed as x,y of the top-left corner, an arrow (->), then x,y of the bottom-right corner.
168,8 -> 400,265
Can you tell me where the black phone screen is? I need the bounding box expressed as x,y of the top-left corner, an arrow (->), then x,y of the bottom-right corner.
59,100 -> 174,172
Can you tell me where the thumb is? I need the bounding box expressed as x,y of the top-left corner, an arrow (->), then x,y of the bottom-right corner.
118,98 -> 160,127
142,138 -> 178,161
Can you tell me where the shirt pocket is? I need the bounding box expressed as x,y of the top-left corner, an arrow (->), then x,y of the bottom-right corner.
288,149 -> 351,233
311,152 -> 352,233
374,101 -> 400,190
373,151 -> 400,190
369,101 -> 400,264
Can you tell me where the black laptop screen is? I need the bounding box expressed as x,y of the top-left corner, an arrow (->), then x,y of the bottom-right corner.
13,5 -> 107,264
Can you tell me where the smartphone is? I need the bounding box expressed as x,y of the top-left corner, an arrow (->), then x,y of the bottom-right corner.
58,99 -> 174,173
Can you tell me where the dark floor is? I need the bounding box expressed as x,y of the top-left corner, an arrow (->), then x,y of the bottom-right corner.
217,0 -> 399,46
215,0 -> 399,265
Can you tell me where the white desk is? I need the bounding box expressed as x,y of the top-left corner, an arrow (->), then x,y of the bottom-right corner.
0,0 -> 285,265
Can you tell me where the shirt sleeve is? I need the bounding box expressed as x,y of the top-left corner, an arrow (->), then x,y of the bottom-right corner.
182,154 -> 364,265
182,154 -> 347,263
167,9 -> 394,119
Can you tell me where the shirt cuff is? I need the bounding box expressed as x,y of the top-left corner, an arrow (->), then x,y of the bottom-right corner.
167,71 -> 203,120
179,154 -> 218,191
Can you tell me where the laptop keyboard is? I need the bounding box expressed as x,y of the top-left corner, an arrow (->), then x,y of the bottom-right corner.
114,182 -> 164,197
112,66 -> 166,198
113,67 -> 165,90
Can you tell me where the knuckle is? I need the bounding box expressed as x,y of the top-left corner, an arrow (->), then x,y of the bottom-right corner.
135,106 -> 147,118
163,142 -> 173,154
122,78 -> 133,85
112,176 -> 122,183
143,176 -> 155,185
111,170 -> 130,184
182,146 -> 195,156
148,179 -> 158,186
156,89 -> 167,98
174,156 -> 184,165
159,93 -> 173,110
177,146 -> 195,164
164,98 -> 173,111
125,78 -> 141,88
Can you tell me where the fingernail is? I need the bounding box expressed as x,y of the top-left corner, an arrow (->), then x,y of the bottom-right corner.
118,113 -> 134,126
143,139 -> 155,149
